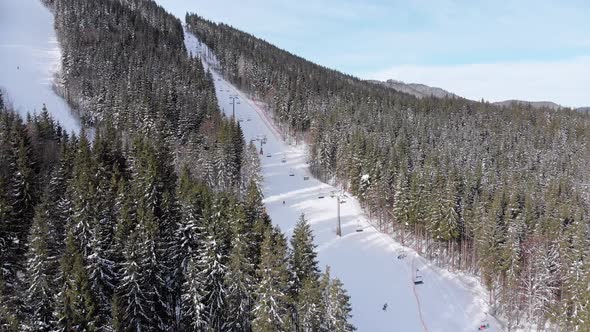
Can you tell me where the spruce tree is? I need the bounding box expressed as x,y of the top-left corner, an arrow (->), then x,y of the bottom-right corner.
223,229 -> 254,331
252,227 -> 292,332
290,213 -> 320,292
296,278 -> 323,332
22,197 -> 56,331
180,257 -> 207,331
320,267 -> 355,332
55,231 -> 98,332
118,229 -> 151,331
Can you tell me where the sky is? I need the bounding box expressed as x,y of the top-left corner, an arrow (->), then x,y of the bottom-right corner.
158,0 -> 590,107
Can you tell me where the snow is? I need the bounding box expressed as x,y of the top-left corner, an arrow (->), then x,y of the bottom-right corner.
183,30 -> 505,332
0,0 -> 81,134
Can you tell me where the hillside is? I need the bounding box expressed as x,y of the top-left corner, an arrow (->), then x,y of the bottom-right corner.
181,28 -> 504,331
493,99 -> 562,110
0,0 -> 354,331
186,13 -> 590,331
0,0 -> 80,133
370,79 -> 460,99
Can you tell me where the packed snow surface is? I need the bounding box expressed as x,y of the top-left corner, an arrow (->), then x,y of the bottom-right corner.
184,30 -> 504,332
0,0 -> 80,133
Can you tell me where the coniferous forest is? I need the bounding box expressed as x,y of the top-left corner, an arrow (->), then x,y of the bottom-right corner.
0,0 -> 354,331
187,14 -> 590,330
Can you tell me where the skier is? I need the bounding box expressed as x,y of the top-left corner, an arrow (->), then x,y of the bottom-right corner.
282,200 -> 285,205
382,303 -> 388,311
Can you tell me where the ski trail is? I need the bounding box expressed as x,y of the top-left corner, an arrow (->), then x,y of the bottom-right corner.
182,28 -> 505,332
412,258 -> 430,332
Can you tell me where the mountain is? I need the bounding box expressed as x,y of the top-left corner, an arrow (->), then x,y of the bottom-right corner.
371,79 -> 460,99
493,99 -> 562,110
0,1 -> 354,331
374,80 -> 590,112
186,13 -> 590,331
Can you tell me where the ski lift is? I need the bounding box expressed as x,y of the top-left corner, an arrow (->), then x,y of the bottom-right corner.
289,169 -> 295,177
266,152 -> 272,158
318,194 -> 325,199
281,154 -> 287,163
413,270 -> 423,285
262,136 -> 267,144
303,176 -> 310,181
355,220 -> 363,232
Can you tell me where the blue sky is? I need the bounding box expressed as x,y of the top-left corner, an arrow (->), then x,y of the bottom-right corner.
158,0 -> 590,107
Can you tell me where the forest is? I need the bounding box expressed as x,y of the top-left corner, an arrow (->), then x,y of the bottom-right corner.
0,0 -> 354,331
187,14 -> 590,330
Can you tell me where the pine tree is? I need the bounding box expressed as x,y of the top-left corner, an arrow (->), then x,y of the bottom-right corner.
70,131 -> 96,258
198,201 -> 230,331
244,180 -> 270,269
296,278 -> 323,332
118,229 -> 151,331
290,214 -> 320,292
86,171 -> 117,325
320,267 -> 355,332
180,257 -> 207,331
252,227 -> 292,332
22,197 -> 56,331
55,231 -> 98,332
223,229 -> 254,331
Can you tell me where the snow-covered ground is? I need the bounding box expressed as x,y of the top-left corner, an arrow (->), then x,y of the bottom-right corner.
0,0 -> 80,133
184,30 -> 504,332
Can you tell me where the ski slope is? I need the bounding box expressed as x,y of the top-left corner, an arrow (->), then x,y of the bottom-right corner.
184,31 -> 504,332
0,0 -> 80,133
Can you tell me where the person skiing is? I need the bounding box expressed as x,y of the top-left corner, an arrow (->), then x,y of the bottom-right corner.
282,200 -> 285,205
382,303 -> 388,311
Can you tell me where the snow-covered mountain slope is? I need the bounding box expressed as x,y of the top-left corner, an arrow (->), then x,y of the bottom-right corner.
0,0 -> 80,133
492,99 -> 562,110
184,30 -> 504,332
371,79 -> 460,99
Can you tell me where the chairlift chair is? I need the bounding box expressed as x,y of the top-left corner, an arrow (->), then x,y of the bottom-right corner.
413,270 -> 424,285
355,220 -> 363,232
289,169 -> 295,177
266,152 -> 272,158
303,176 -> 310,181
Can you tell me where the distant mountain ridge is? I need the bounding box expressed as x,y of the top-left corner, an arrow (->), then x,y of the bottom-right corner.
370,79 -> 459,99
492,99 -> 561,110
373,79 -> 589,112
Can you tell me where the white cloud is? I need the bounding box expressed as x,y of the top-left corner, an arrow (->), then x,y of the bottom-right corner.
363,56 -> 590,108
